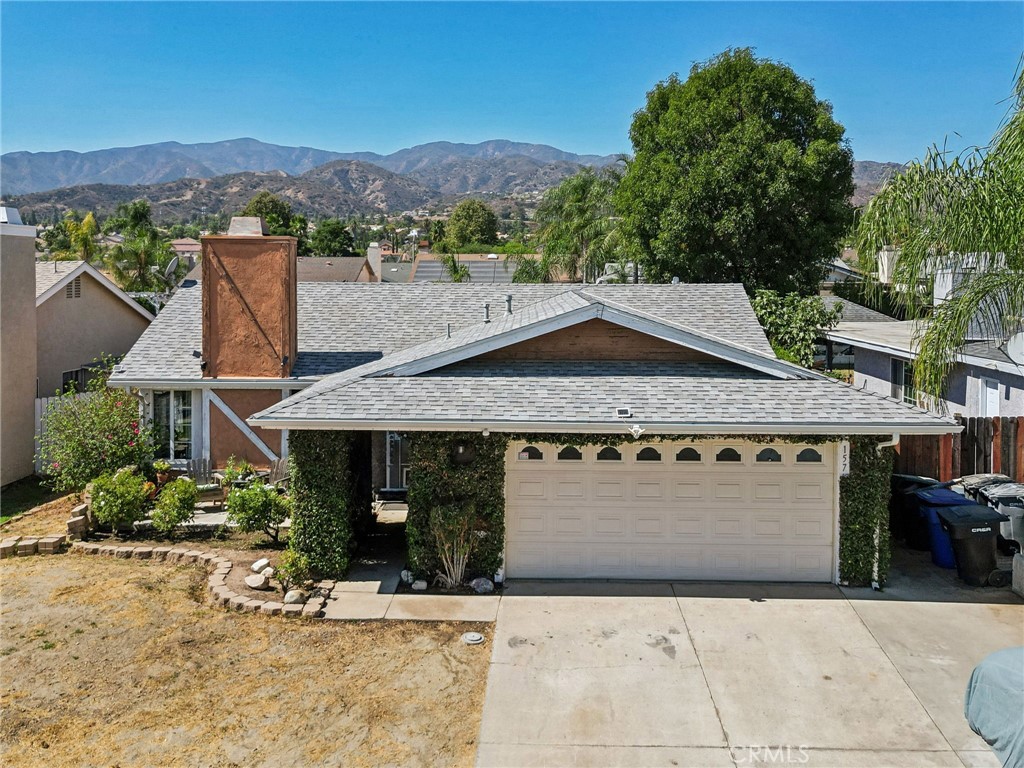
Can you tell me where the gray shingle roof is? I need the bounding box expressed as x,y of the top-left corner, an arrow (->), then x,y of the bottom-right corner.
822,296 -> 896,323
110,281 -> 773,384
250,359 -> 954,433
36,261 -> 84,298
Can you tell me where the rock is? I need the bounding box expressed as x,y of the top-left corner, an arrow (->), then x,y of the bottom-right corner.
411,580 -> 428,591
470,577 -> 494,594
283,589 -> 307,605
400,569 -> 413,584
245,573 -> 270,590
261,567 -> 275,579
251,557 -> 271,573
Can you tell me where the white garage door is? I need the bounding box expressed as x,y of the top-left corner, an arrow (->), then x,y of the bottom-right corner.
505,441 -> 837,582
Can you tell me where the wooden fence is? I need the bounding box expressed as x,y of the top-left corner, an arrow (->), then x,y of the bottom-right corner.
895,416 -> 1024,482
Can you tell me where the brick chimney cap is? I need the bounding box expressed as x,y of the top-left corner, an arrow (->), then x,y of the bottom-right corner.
227,216 -> 270,236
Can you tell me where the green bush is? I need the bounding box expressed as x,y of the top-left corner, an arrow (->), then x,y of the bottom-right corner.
221,455 -> 256,486
38,362 -> 154,492
839,437 -> 894,586
226,482 -> 290,542
90,467 -> 152,534
276,549 -> 312,593
151,478 -> 198,536
752,290 -> 842,368
430,500 -> 478,588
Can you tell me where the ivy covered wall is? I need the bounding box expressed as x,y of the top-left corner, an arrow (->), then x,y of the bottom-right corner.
838,436 -> 895,586
406,431 -> 510,580
288,430 -> 372,577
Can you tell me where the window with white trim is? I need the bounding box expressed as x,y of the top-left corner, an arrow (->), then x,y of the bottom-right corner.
890,358 -> 917,405
153,390 -> 192,460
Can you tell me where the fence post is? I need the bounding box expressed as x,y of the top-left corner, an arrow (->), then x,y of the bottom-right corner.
1016,417 -> 1024,482
991,418 -> 1002,474
939,433 -> 953,482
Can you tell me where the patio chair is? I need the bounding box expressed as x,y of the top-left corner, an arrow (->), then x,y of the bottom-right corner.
268,458 -> 290,493
187,457 -> 226,512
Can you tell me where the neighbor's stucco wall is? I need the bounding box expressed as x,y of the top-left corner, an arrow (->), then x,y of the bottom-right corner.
1,227 -> 39,484
35,271 -> 151,396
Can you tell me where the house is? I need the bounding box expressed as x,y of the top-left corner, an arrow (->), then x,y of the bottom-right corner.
825,320 -> 1024,418
35,260 -> 154,395
171,237 -> 202,270
1,208 -> 38,485
186,255 -> 377,284
109,220 -> 955,583
814,296 -> 896,370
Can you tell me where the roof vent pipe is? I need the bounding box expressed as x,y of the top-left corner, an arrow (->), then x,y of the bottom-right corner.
505,294 -> 513,314
484,303 -> 491,324
446,323 -> 452,339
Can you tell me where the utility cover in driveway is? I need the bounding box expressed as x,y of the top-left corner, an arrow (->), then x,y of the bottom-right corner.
505,441 -> 836,582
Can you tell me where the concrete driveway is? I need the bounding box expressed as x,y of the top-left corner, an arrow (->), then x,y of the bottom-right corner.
476,567 -> 1023,767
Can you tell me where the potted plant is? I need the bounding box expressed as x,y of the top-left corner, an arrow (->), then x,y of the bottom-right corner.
153,459 -> 172,485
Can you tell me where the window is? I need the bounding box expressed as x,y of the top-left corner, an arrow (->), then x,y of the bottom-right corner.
557,446 -> 582,461
65,277 -> 81,299
796,448 -> 823,463
596,446 -> 622,461
715,447 -> 742,463
517,446 -> 543,461
636,447 -> 661,462
153,390 -> 192,460
890,358 -> 917,405
675,447 -> 702,462
756,448 -> 782,463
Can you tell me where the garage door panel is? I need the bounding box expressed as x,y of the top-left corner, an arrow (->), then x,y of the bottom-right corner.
505,441 -> 836,582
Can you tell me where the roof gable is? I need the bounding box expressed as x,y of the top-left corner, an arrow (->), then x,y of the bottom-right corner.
35,261 -> 155,322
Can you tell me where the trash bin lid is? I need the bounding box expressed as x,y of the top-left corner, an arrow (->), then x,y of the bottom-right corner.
913,487 -> 971,506
958,473 -> 1012,491
978,482 -> 1024,504
936,504 -> 1010,533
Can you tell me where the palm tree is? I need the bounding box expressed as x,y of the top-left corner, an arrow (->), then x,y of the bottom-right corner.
438,252 -> 471,283
855,67 -> 1023,404
106,231 -> 177,292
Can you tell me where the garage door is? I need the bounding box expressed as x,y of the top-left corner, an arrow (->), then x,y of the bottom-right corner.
505,441 -> 837,582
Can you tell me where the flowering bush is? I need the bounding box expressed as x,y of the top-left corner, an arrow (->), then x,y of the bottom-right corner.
226,482 -> 290,542
151,478 -> 198,536
90,467 -> 151,533
38,362 -> 153,492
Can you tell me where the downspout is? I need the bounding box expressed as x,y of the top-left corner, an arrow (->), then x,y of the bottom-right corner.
871,433 -> 900,590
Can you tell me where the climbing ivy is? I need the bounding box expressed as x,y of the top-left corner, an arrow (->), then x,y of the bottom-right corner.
838,436 -> 894,586
288,430 -> 372,577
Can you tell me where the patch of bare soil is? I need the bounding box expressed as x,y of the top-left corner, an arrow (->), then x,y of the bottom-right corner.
0,556 -> 492,768
0,494 -> 78,537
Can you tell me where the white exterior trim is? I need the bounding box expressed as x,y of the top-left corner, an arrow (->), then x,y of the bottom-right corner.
827,330 -> 1024,377
36,261 -> 155,322
208,390 -> 279,462
201,388 -> 212,461
110,377 -> 316,390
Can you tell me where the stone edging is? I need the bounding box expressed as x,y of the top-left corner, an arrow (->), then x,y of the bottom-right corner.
69,542 -> 327,618
0,534 -> 67,558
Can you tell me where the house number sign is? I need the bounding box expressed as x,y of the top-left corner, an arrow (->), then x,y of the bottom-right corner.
839,441 -> 851,477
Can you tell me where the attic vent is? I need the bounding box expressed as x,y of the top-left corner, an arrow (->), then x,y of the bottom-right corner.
65,277 -> 82,299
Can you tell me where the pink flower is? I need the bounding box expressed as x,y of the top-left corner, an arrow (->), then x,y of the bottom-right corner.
128,441 -> 135,447
116,401 -> 123,407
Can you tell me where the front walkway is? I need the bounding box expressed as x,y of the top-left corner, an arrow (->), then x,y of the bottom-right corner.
475,556 -> 1023,767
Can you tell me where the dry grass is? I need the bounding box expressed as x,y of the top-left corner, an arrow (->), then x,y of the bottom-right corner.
0,493 -> 77,536
0,555 -> 492,768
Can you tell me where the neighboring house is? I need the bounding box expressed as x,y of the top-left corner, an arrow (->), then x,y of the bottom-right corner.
815,296 -> 896,369
186,256 -> 377,284
35,261 -> 154,396
825,321 -> 1024,418
110,221 -> 954,583
412,253 -> 514,283
171,238 -> 202,270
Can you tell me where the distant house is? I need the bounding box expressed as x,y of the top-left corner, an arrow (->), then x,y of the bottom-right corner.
171,238 -> 202,269
186,256 -> 377,284
35,260 -> 154,395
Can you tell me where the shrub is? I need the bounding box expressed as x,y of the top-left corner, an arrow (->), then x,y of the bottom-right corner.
151,478 -> 198,536
153,459 -> 172,474
90,467 -> 151,534
221,455 -> 256,486
276,549 -> 312,593
752,290 -> 842,368
38,362 -> 154,492
429,501 -> 478,588
226,482 -> 290,542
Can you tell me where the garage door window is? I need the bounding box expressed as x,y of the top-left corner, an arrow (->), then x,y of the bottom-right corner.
716,447 -> 742,462
518,446 -> 544,461
675,447 -> 702,462
596,446 -> 622,461
796,448 -> 823,463
557,446 -> 583,461
756,448 -> 782,463
636,447 -> 661,462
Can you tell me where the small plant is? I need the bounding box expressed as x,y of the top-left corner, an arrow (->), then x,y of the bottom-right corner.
429,500 -> 477,589
152,459 -> 172,473
226,482 -> 290,542
89,466 -> 150,535
151,477 -> 198,536
276,549 -> 312,593
221,455 -> 257,486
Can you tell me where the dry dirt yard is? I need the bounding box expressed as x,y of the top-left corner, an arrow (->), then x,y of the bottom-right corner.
0,555 -> 492,768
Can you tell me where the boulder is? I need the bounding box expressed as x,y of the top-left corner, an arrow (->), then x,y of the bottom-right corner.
411,580 -> 428,591
251,557 -> 271,573
245,573 -> 271,590
261,567 -> 275,579
470,577 -> 495,594
283,589 -> 307,605
400,569 -> 413,584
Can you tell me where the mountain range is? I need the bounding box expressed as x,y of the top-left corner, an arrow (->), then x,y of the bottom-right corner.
1,137 -> 901,221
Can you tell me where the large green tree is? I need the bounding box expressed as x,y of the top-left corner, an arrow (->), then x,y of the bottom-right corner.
240,192 -> 310,256
309,218 -> 356,257
103,199 -> 155,238
443,199 -> 498,248
106,230 -> 181,292
616,48 -> 854,292
855,69 -> 1023,404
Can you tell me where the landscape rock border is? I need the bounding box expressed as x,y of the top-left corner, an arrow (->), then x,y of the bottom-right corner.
0,534 -> 68,558
68,541 -> 326,618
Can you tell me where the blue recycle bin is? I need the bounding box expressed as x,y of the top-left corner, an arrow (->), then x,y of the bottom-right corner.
912,487 -> 978,569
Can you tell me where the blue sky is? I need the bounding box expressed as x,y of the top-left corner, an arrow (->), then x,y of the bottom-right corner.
2,2 -> 1021,161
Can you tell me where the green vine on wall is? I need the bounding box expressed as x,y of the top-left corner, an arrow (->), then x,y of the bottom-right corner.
838,437 -> 894,586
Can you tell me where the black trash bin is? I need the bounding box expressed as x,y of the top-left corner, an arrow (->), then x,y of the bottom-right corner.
935,505 -> 1010,587
891,474 -> 940,547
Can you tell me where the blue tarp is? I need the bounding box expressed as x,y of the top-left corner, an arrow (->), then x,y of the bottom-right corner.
964,646 -> 1024,766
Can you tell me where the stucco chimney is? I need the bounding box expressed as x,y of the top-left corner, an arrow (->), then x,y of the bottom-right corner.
201,217 -> 298,378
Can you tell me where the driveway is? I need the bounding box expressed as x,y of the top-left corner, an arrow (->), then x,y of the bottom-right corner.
476,563 -> 1023,767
